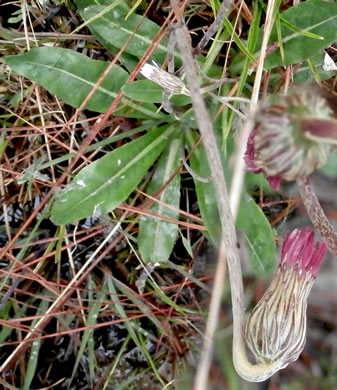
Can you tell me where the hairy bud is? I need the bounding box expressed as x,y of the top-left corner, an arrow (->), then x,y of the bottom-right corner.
246,228 -> 327,369
245,88 -> 337,190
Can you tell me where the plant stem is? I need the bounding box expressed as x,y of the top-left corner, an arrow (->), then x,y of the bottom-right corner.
195,0 -> 233,54
297,176 -> 337,257
173,5 -> 280,382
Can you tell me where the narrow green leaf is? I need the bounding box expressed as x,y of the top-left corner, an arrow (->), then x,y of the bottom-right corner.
223,18 -> 257,65
138,136 -> 183,263
75,0 -> 178,65
280,16 -> 324,40
185,130 -> 221,245
0,132 -> 9,159
105,277 -> 141,349
5,47 -> 165,119
186,130 -> 276,276
137,333 -> 166,387
51,125 -> 175,224
306,56 -> 322,84
111,276 -> 166,333
39,123 -> 161,171
293,52 -> 337,84
275,13 -> 286,66
236,193 -> 276,276
69,278 -> 104,388
125,0 -> 143,19
226,0 -> 262,134
72,0 -> 128,33
263,0 -> 337,69
179,230 -> 194,258
122,80 -> 162,103
23,298 -> 50,390
74,0 -> 129,10
268,51 -> 337,85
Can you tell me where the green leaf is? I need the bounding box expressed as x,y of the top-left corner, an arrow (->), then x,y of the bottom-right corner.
23,297 -> 50,390
186,130 -> 276,276
169,94 -> 192,106
263,0 -> 337,69
75,0 -> 177,65
236,193 -> 276,276
223,18 -> 257,65
294,51 -> 337,83
185,130 -> 221,245
179,230 -> 194,258
122,80 -> 163,103
51,125 -> 175,224
138,136 -> 183,263
68,278 -> 104,387
122,80 -> 192,106
5,47 -> 165,119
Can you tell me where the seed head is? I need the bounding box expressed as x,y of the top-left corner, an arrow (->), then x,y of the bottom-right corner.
140,63 -> 190,96
245,88 -> 337,190
245,228 -> 327,370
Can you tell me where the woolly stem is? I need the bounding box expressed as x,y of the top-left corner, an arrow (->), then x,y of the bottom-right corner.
297,176 -> 337,257
173,4 -> 282,382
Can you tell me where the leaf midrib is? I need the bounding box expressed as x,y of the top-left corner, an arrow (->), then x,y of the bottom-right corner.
283,12 -> 337,44
83,6 -> 183,62
62,126 -> 174,217
152,138 -> 181,258
20,60 -> 163,118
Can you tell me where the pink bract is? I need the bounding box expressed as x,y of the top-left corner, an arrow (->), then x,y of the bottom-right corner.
244,130 -> 282,191
281,227 -> 327,277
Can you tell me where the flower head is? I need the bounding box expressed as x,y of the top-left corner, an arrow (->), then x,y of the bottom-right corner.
140,63 -> 190,96
245,228 -> 327,370
244,88 -> 337,190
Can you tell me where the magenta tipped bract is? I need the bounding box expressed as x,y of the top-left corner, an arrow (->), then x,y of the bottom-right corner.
281,227 -> 327,277
245,228 -> 327,369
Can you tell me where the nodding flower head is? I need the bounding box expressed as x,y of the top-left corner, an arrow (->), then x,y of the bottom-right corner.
245,228 -> 327,370
245,88 -> 337,190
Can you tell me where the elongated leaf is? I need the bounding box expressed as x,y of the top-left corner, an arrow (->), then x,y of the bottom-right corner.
69,278 -> 104,387
23,297 -> 50,390
294,52 -> 337,84
264,0 -> 337,69
51,125 -> 175,224
138,136 -> 183,263
75,0 -> 177,65
185,130 -> 221,245
269,51 -> 337,85
122,80 -> 162,103
236,193 -> 276,276
223,18 -> 256,64
186,130 -> 276,276
122,80 -> 191,106
5,47 -> 165,119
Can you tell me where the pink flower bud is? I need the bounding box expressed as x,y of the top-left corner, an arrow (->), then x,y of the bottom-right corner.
245,228 -> 327,369
244,88 -> 337,190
